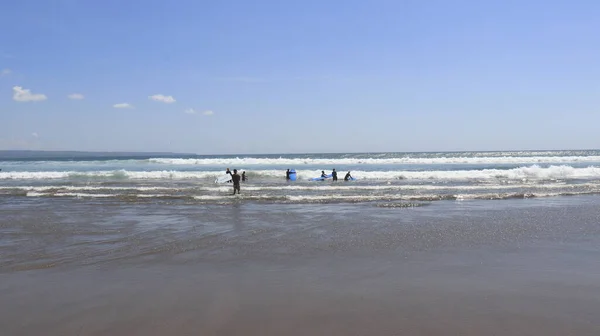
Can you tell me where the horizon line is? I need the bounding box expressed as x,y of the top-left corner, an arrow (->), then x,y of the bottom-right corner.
1,148 -> 599,157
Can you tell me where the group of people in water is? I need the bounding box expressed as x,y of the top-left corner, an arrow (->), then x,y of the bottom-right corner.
285,168 -> 354,181
317,168 -> 353,181
225,168 -> 353,195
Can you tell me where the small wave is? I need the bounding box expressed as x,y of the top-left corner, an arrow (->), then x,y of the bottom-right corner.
18,190 -> 600,203
4,181 -> 599,195
26,192 -> 115,198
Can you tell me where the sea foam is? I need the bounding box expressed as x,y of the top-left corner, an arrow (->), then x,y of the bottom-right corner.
2,165 -> 600,181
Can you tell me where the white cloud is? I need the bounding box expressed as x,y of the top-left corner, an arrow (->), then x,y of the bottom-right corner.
31,132 -> 38,138
149,94 -> 176,103
12,86 -> 47,102
1,68 -> 11,76
184,108 -> 197,114
203,110 -> 214,116
68,93 -> 84,100
113,103 -> 133,109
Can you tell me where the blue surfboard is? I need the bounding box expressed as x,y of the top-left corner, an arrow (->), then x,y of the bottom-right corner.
310,174 -> 332,181
289,169 -> 297,181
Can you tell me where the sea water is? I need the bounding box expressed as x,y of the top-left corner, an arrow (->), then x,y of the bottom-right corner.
2,150 -> 600,204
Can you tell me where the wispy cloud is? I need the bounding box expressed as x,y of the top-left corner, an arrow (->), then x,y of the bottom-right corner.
1,68 -> 11,76
185,108 -> 214,116
149,94 -> 176,103
12,86 -> 47,102
31,132 -> 39,138
67,93 -> 84,100
113,103 -> 133,109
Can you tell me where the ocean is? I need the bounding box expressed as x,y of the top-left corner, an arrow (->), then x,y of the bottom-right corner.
2,150 -> 600,204
2,150 -> 600,335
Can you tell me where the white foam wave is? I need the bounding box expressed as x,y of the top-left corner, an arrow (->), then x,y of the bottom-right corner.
393,165 -> 600,181
20,190 -> 600,202
283,192 -> 583,202
26,192 -> 115,198
2,165 -> 600,181
4,182 -> 600,194
149,156 -> 600,166
0,186 -> 175,192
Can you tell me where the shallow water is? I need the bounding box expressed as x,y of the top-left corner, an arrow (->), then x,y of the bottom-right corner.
2,195 -> 600,335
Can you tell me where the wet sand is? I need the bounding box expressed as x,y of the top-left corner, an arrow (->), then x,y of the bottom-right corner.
2,196 -> 600,335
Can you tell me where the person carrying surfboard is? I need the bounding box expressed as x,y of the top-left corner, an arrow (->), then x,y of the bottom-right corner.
321,171 -> 327,178
344,171 -> 353,181
286,169 -> 291,180
224,168 -> 233,183
231,169 -> 241,195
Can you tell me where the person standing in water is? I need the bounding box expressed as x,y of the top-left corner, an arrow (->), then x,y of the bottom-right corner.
242,171 -> 246,182
344,171 -> 352,181
286,169 -> 291,180
331,169 -> 338,181
231,169 -> 241,195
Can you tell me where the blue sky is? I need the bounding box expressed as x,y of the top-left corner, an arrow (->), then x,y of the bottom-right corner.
1,0 -> 599,154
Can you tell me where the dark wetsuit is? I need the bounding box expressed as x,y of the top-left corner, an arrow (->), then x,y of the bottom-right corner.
332,171 -> 338,181
286,170 -> 291,180
232,173 -> 241,194
242,172 -> 246,181
344,173 -> 351,181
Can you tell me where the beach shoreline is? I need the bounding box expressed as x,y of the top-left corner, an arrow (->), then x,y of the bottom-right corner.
2,196 -> 600,335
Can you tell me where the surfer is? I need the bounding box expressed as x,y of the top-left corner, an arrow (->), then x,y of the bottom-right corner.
242,171 -> 246,182
344,171 -> 352,181
321,171 -> 327,178
231,169 -> 241,195
225,168 -> 233,183
286,169 -> 291,180
332,169 -> 338,181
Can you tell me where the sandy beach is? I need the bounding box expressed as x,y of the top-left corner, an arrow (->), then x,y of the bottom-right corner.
2,195 -> 600,335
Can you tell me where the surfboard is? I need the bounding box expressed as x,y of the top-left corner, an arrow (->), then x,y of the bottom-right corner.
289,169 -> 297,181
215,174 -> 232,184
310,174 -> 332,181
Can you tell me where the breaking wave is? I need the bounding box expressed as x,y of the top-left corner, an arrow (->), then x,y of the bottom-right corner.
2,165 -> 600,181
148,155 -> 600,166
